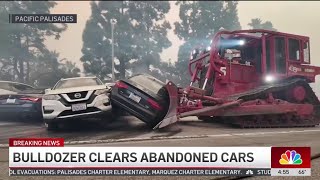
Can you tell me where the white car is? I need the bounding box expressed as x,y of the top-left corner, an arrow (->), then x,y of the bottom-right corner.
42,77 -> 112,130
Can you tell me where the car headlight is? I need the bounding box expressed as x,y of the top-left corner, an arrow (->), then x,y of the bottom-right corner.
94,89 -> 108,95
43,95 -> 60,100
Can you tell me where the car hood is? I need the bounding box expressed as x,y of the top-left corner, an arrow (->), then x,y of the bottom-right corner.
0,89 -> 18,95
46,85 -> 106,95
0,89 -> 43,98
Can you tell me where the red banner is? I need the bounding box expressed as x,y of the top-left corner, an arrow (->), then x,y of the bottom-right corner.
9,138 -> 64,147
271,147 -> 311,168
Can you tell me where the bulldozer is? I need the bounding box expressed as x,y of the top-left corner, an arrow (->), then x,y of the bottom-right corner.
154,29 -> 320,129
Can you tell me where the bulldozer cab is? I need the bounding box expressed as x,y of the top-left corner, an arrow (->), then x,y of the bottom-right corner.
188,30 -> 319,98
263,33 -> 311,79
222,30 -> 315,82
217,31 -> 312,78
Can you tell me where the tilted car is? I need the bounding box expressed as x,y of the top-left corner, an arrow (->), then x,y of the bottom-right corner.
42,77 -> 112,130
0,81 -> 43,121
111,74 -> 169,128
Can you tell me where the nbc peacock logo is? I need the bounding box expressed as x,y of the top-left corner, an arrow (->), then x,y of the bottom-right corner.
279,150 -> 303,165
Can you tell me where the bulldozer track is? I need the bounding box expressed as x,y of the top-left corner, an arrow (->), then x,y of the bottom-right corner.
228,78 -> 319,104
201,78 -> 320,128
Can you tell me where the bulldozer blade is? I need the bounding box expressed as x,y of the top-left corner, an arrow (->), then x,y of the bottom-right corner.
153,81 -> 179,129
154,114 -> 178,129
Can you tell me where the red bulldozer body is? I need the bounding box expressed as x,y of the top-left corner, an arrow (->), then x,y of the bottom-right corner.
155,29 -> 320,129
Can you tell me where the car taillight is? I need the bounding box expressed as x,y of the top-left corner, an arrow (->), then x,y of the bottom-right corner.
147,98 -> 162,110
0,96 -> 7,100
20,97 -> 41,102
115,81 -> 128,89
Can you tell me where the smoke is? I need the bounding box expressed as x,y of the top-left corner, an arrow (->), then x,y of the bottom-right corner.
310,76 -> 320,98
131,62 -> 148,74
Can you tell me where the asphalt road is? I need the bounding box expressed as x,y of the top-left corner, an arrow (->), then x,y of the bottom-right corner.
1,116 -> 320,145
0,116 -> 320,179
0,116 -> 159,144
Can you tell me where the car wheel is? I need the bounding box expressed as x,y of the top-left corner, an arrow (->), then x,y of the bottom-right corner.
145,117 -> 163,129
99,111 -> 117,127
44,122 -> 59,131
111,102 -> 127,117
198,116 -> 213,122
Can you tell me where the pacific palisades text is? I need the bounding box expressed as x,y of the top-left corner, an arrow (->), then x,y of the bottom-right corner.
11,14 -> 76,23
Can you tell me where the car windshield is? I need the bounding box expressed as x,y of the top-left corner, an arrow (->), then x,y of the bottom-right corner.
0,82 -> 35,92
53,78 -> 103,89
129,74 -> 165,94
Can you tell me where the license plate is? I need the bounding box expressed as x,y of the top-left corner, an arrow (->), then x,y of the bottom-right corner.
71,103 -> 87,111
6,99 -> 16,104
129,92 -> 141,103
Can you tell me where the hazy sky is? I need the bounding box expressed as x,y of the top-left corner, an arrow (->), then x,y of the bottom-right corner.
46,1 -> 320,72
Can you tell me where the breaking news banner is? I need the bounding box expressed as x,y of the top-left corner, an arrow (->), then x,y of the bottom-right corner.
8,138 -> 311,177
9,14 -> 77,23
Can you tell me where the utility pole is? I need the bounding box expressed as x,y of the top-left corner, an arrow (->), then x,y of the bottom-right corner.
111,19 -> 117,82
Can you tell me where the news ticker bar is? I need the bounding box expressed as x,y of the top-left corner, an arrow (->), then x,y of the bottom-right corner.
9,168 -> 312,176
9,14 -> 77,23
10,168 -> 271,176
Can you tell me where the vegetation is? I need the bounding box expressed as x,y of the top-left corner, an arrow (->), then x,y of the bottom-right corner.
0,1 -> 278,88
248,18 -> 277,31
0,1 -> 79,87
81,1 -> 172,80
